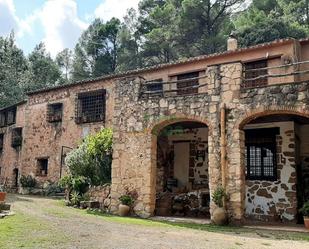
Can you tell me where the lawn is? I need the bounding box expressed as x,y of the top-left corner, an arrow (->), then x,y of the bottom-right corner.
0,211 -> 69,249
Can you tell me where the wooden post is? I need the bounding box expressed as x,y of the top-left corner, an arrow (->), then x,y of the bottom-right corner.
220,104 -> 227,208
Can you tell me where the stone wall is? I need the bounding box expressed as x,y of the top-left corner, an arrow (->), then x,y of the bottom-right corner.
244,122 -> 297,222
111,62 -> 309,223
21,80 -> 115,185
87,184 -> 111,210
0,103 -> 26,188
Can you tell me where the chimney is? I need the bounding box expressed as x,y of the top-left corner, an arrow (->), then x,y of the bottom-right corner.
227,32 -> 238,51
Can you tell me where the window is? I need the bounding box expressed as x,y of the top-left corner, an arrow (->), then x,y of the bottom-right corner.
11,127 -> 22,148
243,60 -> 268,88
0,133 -> 3,152
0,112 -> 6,127
6,107 -> 16,125
0,107 -> 16,127
177,72 -> 199,95
47,103 -> 63,122
145,79 -> 163,94
37,158 -> 48,176
245,128 -> 279,181
75,89 -> 106,124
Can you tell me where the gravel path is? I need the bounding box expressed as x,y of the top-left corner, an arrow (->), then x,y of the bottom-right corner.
7,194 -> 309,249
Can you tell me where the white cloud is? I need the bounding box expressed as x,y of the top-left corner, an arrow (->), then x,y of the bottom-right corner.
0,0 -> 19,36
37,0 -> 88,57
94,0 -> 140,21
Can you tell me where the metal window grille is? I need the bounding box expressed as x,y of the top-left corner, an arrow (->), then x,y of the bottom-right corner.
47,103 -> 63,122
11,127 -> 22,147
0,134 -> 3,152
177,72 -> 199,95
75,89 -> 106,124
243,60 -> 268,88
245,128 -> 278,181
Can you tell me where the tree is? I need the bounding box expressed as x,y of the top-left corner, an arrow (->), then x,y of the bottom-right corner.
56,48 -> 73,83
234,0 -> 309,47
117,8 -> 142,71
71,18 -> 121,81
0,32 -> 29,108
26,42 -> 62,92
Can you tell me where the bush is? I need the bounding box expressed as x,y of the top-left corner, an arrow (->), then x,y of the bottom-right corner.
300,201 -> 309,217
59,175 -> 89,194
212,186 -> 227,208
119,195 -> 134,206
65,128 -> 113,186
20,175 -> 36,188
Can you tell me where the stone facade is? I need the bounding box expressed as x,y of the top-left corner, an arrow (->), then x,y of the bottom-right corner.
245,122 -> 297,222
1,38 -> 309,224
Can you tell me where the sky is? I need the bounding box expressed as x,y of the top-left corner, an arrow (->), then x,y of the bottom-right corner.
0,0 -> 140,57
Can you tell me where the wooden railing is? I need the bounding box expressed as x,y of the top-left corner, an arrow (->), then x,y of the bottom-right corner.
140,74 -> 209,97
242,60 -> 309,89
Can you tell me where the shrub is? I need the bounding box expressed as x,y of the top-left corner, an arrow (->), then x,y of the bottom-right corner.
119,195 -> 134,206
59,175 -> 89,194
70,191 -> 82,206
65,128 -> 113,186
300,201 -> 309,217
20,175 -> 36,188
212,186 -> 227,208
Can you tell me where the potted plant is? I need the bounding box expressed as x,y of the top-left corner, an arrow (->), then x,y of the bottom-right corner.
0,185 -> 6,202
300,201 -> 309,229
211,186 -> 227,225
118,194 -> 134,216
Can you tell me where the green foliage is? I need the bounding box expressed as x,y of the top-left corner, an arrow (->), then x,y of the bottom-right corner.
64,128 -> 113,186
234,0 -> 309,47
70,191 -> 82,206
58,175 -> 89,194
119,195 -> 134,206
212,186 -> 227,208
300,201 -> 309,216
20,175 -> 37,188
71,18 -> 121,81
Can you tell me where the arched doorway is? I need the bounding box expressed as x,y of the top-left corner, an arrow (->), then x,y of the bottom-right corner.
154,120 -> 210,218
240,113 -> 309,223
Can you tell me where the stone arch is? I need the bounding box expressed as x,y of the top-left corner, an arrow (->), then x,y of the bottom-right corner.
149,113 -> 212,136
236,105 -> 309,223
149,114 -> 212,217
237,105 -> 309,130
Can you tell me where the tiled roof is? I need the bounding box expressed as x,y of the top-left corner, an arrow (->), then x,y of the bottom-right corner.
27,37 -> 307,96
0,100 -> 27,112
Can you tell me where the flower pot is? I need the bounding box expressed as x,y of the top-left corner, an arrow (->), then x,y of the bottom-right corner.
119,204 -> 130,216
304,216 -> 309,229
212,207 -> 227,225
0,192 -> 6,202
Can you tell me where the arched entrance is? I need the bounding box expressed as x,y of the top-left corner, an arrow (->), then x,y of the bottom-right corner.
153,120 -> 210,218
239,112 -> 309,223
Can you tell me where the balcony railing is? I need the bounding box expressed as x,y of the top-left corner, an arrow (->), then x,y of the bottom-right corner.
242,60 -> 309,89
140,74 -> 208,98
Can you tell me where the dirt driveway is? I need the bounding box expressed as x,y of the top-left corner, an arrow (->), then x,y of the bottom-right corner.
3,194 -> 309,249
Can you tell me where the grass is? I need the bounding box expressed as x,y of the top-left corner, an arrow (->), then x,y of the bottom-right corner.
0,212 -> 70,249
81,208 -> 309,242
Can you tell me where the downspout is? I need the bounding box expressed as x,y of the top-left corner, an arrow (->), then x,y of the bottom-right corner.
220,103 -> 227,209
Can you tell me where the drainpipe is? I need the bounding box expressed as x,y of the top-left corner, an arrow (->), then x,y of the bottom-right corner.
220,104 -> 227,209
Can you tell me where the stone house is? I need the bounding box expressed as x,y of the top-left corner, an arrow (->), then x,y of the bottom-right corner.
1,37 -> 309,224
